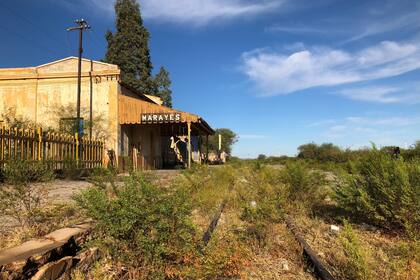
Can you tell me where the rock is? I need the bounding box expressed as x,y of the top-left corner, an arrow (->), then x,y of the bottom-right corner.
360,223 -> 377,231
280,260 -> 289,271
330,225 -> 340,233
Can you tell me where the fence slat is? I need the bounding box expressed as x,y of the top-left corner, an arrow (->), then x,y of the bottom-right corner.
0,126 -> 103,170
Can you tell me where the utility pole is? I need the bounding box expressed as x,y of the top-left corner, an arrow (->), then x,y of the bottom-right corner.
67,19 -> 90,161
89,59 -> 93,140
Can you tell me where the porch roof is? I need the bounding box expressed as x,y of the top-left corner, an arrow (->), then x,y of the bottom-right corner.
118,94 -> 214,135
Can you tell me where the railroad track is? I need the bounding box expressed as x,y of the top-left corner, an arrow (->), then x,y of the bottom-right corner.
200,198 -> 336,280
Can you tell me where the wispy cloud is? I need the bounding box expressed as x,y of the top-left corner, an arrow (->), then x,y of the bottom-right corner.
306,119 -> 336,128
344,7 -> 420,43
239,134 -> 267,139
266,25 -> 329,34
321,115 -> 420,140
241,40 -> 420,96
265,1 -> 420,43
79,0 -> 284,25
337,85 -> 420,104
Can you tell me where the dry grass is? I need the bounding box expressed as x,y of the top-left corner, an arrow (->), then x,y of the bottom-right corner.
0,203 -> 86,250
292,214 -> 420,280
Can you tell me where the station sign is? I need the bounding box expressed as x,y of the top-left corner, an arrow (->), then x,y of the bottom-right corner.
141,113 -> 181,123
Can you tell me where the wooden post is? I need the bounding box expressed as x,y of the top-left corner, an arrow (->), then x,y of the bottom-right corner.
37,127 -> 42,161
1,126 -> 4,164
206,134 -> 209,164
187,122 -> 191,168
75,132 -> 79,164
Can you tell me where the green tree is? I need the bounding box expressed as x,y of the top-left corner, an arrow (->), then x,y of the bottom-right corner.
297,143 -> 319,159
104,0 -> 156,95
206,128 -> 238,155
257,154 -> 267,161
154,66 -> 173,107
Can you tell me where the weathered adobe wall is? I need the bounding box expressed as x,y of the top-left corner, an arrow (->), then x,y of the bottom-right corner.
0,58 -> 120,157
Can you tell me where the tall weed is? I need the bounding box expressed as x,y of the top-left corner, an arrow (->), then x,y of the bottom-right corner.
336,149 -> 420,234
0,160 -> 53,227
340,221 -> 372,280
279,162 -> 328,213
74,173 -> 198,275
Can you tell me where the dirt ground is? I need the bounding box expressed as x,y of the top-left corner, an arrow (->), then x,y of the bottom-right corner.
0,168 -> 173,233
31,169 -> 182,205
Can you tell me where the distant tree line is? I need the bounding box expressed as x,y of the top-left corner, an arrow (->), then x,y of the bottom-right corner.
255,141 -> 420,163
297,142 -> 420,162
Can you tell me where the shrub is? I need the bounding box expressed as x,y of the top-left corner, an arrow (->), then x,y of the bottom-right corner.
74,173 -> 198,275
62,157 -> 82,180
298,142 -> 348,163
2,159 -> 54,185
279,162 -> 328,212
340,221 -> 372,280
88,166 -> 119,193
336,149 -> 420,233
199,234 -> 250,279
390,239 -> 420,279
0,160 -> 53,227
240,198 -> 284,247
237,164 -> 286,247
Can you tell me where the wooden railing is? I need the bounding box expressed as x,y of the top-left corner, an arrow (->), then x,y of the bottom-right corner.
0,126 -> 104,170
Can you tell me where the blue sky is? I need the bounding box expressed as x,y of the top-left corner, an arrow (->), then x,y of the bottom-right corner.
1,0 -> 419,157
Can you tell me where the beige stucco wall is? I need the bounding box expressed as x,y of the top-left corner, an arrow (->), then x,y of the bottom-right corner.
0,57 -> 120,159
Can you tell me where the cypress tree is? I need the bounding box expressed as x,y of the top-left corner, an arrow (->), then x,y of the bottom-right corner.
105,0 -> 156,94
154,67 -> 173,108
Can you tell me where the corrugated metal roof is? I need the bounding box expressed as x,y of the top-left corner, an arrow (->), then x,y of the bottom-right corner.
118,94 -> 214,134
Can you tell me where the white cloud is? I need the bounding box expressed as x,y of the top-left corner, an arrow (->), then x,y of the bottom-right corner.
84,0 -> 284,25
266,26 -> 329,34
321,115 -> 420,140
338,85 -> 420,104
241,40 -> 420,96
239,134 -> 267,139
344,8 -> 420,43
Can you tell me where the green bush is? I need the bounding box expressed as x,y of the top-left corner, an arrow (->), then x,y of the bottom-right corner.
74,173 -> 198,274
279,162 -> 328,212
88,166 -> 119,192
2,160 -> 54,186
336,149 -> 420,234
298,142 -> 348,163
62,157 -> 82,180
0,160 -> 53,227
236,164 -> 286,247
340,221 -> 372,280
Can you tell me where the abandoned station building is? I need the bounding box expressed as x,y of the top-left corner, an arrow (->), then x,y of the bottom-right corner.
0,57 -> 214,170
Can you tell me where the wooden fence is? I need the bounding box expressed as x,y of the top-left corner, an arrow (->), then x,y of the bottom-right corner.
0,126 -> 104,170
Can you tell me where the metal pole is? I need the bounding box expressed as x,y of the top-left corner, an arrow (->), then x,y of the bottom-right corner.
67,19 -> 91,162
89,59 -> 93,140
77,28 -> 83,136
